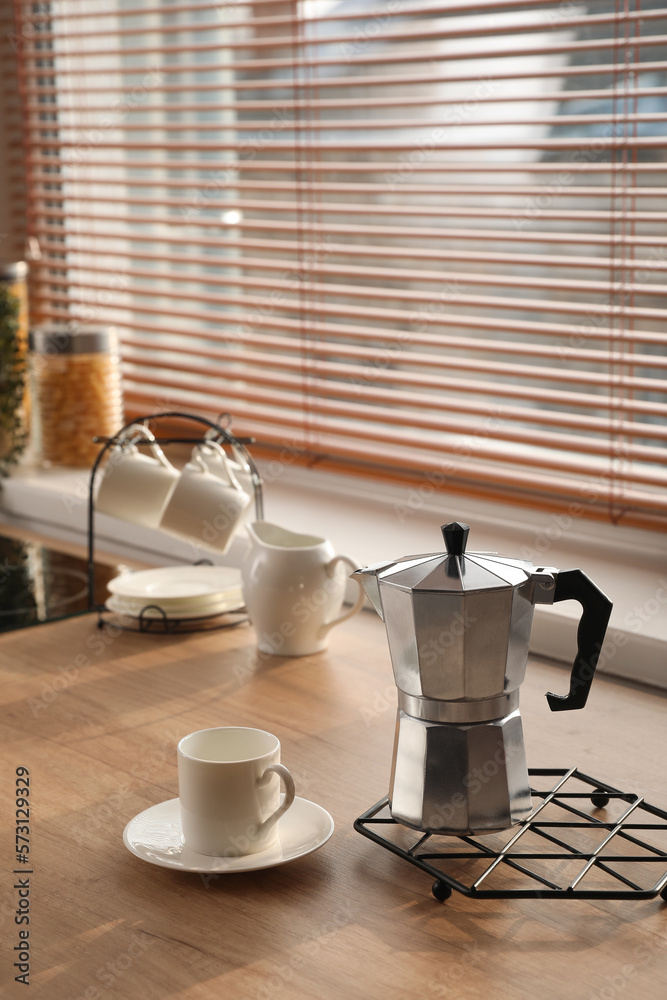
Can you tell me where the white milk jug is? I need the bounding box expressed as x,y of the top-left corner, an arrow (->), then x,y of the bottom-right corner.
241,521 -> 365,656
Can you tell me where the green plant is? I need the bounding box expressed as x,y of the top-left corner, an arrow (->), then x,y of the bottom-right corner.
0,283 -> 28,475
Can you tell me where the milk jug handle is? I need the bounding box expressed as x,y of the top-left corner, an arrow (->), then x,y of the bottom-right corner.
319,555 -> 366,635
545,569 -> 613,712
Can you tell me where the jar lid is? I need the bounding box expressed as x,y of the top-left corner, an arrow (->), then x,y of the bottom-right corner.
0,261 -> 28,282
29,325 -> 118,355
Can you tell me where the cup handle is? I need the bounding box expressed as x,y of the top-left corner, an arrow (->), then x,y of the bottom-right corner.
257,763 -> 296,833
123,423 -> 174,472
318,555 -> 366,638
148,439 -> 176,472
194,441 -> 245,493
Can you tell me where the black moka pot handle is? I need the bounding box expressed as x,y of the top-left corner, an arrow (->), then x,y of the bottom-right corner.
546,569 -> 613,712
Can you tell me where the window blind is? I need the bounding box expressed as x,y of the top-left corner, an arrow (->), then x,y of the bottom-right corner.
9,0 -> 667,528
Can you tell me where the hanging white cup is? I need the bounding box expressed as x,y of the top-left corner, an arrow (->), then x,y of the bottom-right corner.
158,446 -> 251,552
94,425 -> 179,529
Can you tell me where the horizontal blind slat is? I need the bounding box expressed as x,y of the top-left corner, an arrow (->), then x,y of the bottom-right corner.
33,290 -> 667,347
33,4 -> 667,44
121,369 -> 667,486
32,231 -> 667,274
20,137 -> 667,152
22,176 -> 667,200
39,0 -> 664,25
20,87 -> 667,114
125,387 -> 667,518
33,289 -> 667,348
34,253 -> 667,300
21,7 -> 667,58
36,272 -> 667,325
26,211 -> 667,249
36,113 -> 667,132
23,193 -> 667,226
20,155 -> 667,174
34,312 -> 667,406
11,59 -> 667,93
22,32 -> 667,75
121,339 -> 667,424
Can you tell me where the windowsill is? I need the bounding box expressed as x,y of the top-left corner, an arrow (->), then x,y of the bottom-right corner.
1,460 -> 665,692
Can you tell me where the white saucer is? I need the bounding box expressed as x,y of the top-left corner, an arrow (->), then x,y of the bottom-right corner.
122,796 -> 334,873
108,566 -> 242,604
106,594 -> 245,620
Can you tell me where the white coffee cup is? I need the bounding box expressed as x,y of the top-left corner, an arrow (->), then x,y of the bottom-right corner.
158,446 -> 251,552
177,727 -> 296,857
95,425 -> 179,529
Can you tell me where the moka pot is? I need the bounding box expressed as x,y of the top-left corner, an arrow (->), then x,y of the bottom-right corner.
352,521 -> 612,836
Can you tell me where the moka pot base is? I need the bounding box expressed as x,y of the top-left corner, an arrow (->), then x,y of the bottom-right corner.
388,707 -> 533,836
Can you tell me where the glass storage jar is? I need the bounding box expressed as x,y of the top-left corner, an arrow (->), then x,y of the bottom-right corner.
0,262 -> 28,339
29,326 -> 124,467
0,262 -> 30,469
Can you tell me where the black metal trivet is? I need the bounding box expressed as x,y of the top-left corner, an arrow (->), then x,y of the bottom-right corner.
354,768 -> 667,903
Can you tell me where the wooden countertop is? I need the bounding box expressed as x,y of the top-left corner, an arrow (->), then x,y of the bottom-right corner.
0,610 -> 665,999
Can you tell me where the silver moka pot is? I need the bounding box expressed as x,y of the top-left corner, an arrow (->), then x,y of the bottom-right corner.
352,521 -> 612,836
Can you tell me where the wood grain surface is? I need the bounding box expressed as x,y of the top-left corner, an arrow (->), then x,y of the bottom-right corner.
0,610 -> 665,1000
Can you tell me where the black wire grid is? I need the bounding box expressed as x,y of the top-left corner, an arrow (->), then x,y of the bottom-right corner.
355,768 -> 667,903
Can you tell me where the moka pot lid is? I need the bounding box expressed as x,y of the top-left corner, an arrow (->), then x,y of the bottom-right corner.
376,521 -> 532,593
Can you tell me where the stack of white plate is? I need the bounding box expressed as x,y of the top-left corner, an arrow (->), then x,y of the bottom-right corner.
106,566 -> 244,620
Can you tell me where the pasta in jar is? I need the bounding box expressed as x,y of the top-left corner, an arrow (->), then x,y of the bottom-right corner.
29,327 -> 124,467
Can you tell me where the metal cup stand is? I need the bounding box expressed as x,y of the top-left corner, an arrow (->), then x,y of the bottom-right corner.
88,411 -> 262,634
355,768 -> 667,904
